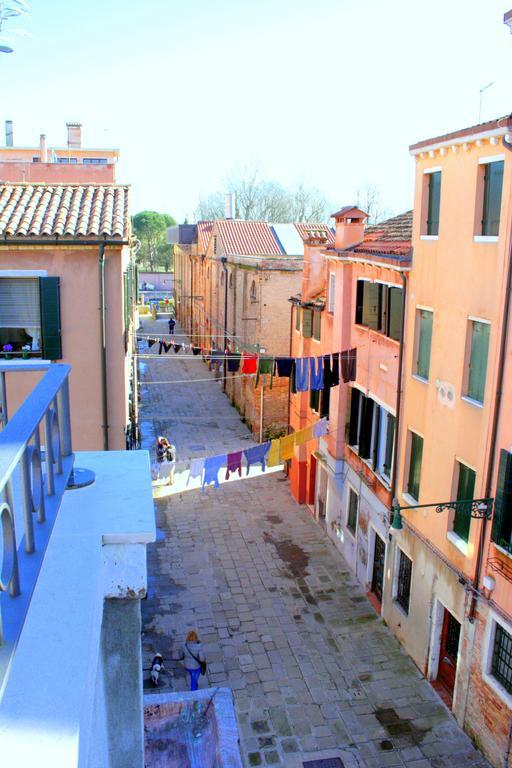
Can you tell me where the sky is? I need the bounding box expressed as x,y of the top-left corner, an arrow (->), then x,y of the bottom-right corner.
0,0 -> 511,222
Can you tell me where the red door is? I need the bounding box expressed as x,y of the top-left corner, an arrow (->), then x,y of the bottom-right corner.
437,609 -> 461,695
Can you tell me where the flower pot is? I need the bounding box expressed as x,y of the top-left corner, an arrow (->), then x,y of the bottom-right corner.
3,354 -> 12,360
21,353 -> 29,359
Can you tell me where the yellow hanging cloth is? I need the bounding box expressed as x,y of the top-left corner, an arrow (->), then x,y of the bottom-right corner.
267,439 -> 281,467
295,425 -> 314,446
280,433 -> 296,461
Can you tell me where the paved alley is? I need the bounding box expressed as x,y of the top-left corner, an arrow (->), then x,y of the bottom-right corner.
140,318 -> 489,768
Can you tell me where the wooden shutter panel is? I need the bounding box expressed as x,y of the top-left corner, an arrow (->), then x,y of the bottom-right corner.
302,308 -> 313,338
348,388 -> 360,446
492,450 -> 512,550
482,161 -> 504,236
387,287 -> 402,341
39,277 -> 62,360
355,281 -> 364,324
371,404 -> 381,469
427,171 -> 441,236
363,283 -> 381,330
359,396 -> 374,459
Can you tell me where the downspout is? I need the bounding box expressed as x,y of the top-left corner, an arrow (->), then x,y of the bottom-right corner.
221,257 -> 228,392
189,253 -> 193,337
287,299 -> 294,435
98,243 -> 109,451
390,270 -> 407,506
470,134 -> 512,620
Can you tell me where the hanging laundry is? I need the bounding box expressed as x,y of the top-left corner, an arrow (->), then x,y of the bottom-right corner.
227,351 -> 241,372
202,455 -> 226,490
187,457 -> 205,485
275,357 -> 294,377
191,346 -> 201,355
341,348 -> 357,383
163,341 -> 172,353
173,343 -> 182,354
303,425 -> 314,443
243,442 -> 271,475
241,353 -> 257,375
295,426 -> 314,447
147,337 -> 158,349
267,439 -> 281,467
295,357 -> 310,392
323,353 -> 340,389
256,356 -> 274,388
313,418 -> 328,438
280,433 -> 296,461
310,357 -> 324,391
226,451 -> 243,479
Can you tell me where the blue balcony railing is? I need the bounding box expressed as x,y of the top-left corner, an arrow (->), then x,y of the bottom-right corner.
0,363 -> 74,681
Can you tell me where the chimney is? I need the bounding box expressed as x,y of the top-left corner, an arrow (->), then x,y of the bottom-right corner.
225,192 -> 236,220
5,120 -> 13,147
66,122 -> 82,149
39,134 -> 47,163
332,206 -> 367,250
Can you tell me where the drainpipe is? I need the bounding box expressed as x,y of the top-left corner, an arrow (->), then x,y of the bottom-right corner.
98,243 -> 109,451
287,299 -> 294,435
221,256 -> 228,392
470,135 -> 512,620
189,253 -> 193,337
390,270 -> 407,505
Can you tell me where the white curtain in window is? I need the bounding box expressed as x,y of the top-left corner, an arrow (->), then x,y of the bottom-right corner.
0,278 -> 40,328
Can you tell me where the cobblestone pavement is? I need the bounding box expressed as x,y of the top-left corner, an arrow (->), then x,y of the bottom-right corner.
140,317 -> 489,768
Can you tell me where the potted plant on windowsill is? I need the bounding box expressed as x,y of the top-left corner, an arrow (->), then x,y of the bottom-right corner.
21,344 -> 31,360
2,344 -> 13,359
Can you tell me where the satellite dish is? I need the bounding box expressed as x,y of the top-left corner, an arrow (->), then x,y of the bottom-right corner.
0,44 -> 13,53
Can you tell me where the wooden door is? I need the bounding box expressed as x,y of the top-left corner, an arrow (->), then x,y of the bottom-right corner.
307,455 -> 317,507
437,609 -> 461,695
371,534 -> 386,603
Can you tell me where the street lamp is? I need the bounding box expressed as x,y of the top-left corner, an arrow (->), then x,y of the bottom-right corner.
390,497 -> 494,534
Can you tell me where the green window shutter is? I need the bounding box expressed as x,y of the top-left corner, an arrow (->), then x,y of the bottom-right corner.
467,321 -> 490,403
359,396 -> 374,459
453,463 -> 476,541
407,432 -> 423,500
427,171 -> 441,236
39,277 -> 62,360
302,308 -> 313,338
371,404 -> 381,469
309,387 -> 320,413
295,305 -> 301,332
387,287 -> 402,341
492,450 -> 512,552
355,280 -> 364,324
313,311 -> 321,341
482,161 -> 504,236
362,282 -> 382,330
348,388 -> 360,446
417,310 -> 433,379
384,414 -> 395,476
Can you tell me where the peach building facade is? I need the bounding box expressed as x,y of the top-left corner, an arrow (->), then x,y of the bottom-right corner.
0,121 -> 119,183
383,116 -> 512,766
0,183 -> 137,451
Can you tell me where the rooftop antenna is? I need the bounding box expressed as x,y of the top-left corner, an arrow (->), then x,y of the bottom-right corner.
0,0 -> 30,54
478,81 -> 493,124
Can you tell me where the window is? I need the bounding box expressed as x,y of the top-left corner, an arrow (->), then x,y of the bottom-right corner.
0,276 -> 62,359
309,387 -> 320,413
328,272 -> 335,313
395,550 -> 412,614
312,311 -> 321,341
57,157 -> 78,164
347,488 -> 358,535
481,160 -> 504,236
83,157 -> 108,165
491,450 -> 512,554
453,462 -> 476,542
414,308 -> 433,380
348,388 -> 395,478
295,305 -> 301,332
426,171 -> 441,236
32,156 -> 40,163
406,431 -> 423,501
492,623 -> 512,695
250,280 -> 257,302
465,320 -> 490,403
355,280 -> 402,341
302,308 -> 313,338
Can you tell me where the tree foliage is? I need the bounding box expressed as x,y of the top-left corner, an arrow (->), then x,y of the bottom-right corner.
196,167 -> 331,223
133,210 -> 176,271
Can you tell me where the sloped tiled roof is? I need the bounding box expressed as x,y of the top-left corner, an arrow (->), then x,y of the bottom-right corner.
294,223 -> 335,245
363,211 -> 413,243
197,220 -> 214,253
0,184 -> 130,240
215,220 -> 282,256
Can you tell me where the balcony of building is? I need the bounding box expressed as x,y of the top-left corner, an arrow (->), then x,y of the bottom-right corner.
0,361 -> 155,767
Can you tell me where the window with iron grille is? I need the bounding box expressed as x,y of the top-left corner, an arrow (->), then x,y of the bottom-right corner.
492,623 -> 512,694
395,550 -> 412,613
346,488 -> 358,535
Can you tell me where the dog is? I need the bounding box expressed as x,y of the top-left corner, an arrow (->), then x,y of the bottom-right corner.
151,653 -> 165,686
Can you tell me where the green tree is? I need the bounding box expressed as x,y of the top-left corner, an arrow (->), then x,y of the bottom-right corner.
133,211 -> 176,271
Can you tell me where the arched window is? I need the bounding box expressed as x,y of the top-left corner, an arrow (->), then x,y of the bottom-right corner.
250,280 -> 257,302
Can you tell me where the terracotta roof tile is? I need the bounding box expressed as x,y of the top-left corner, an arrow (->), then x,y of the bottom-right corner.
197,221 -> 214,253
214,219 -> 282,256
409,114 -> 512,152
294,223 -> 335,245
363,210 -> 413,243
0,183 -> 130,240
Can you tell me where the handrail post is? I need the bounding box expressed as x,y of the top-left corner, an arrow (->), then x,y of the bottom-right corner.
44,410 -> 55,496
57,377 -> 72,458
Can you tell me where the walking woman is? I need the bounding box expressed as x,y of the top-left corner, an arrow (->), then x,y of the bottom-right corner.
182,630 -> 206,691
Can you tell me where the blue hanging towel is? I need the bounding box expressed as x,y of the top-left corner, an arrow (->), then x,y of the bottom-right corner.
243,442 -> 271,475
295,357 -> 310,392
202,455 -> 226,490
310,357 -> 324,390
